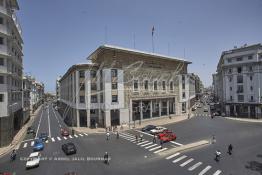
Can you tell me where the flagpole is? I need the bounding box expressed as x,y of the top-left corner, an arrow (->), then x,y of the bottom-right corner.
152,26 -> 155,53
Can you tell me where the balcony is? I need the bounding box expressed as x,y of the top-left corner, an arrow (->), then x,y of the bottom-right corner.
11,13 -> 22,35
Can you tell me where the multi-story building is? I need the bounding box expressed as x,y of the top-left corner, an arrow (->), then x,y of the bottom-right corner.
56,76 -> 61,101
214,43 -> 262,118
58,45 -> 194,128
22,76 -> 31,124
0,0 -> 23,147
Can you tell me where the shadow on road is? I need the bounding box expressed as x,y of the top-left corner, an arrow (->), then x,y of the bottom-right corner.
245,154 -> 262,175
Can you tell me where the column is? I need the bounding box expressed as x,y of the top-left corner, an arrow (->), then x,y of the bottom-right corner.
140,100 -> 143,121
76,109 -> 80,127
167,99 -> 169,116
98,109 -> 102,127
150,100 -> 153,118
86,109 -> 90,127
248,106 -> 251,118
104,110 -> 111,127
159,99 -> 162,117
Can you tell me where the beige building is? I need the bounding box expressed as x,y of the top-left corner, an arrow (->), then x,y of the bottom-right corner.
58,45 -> 194,128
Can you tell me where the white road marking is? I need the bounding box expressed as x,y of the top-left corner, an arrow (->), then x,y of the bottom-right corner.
149,146 -> 162,151
119,134 -> 134,139
51,137 -> 55,142
213,170 -> 222,175
79,134 -> 83,137
135,130 -> 154,137
129,139 -> 137,142
120,133 -> 135,138
74,134 -> 78,138
35,109 -> 44,139
69,135 -> 73,138
137,141 -> 149,145
145,144 -> 157,149
23,143 -> 28,148
166,152 -> 181,160
172,155 -> 187,163
180,158 -> 194,167
57,137 -> 61,141
84,133 -> 88,136
199,166 -> 212,175
47,106 -> 51,138
121,132 -> 135,137
170,141 -> 183,146
188,162 -> 202,171
119,135 -> 133,140
154,148 -> 168,153
31,141 -> 34,146
141,142 -> 153,147
64,137 -> 67,140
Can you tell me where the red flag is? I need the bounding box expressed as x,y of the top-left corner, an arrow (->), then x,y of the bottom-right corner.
152,26 -> 155,36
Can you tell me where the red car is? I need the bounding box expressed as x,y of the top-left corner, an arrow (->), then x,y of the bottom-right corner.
157,130 -> 172,138
61,128 -> 69,136
159,133 -> 177,142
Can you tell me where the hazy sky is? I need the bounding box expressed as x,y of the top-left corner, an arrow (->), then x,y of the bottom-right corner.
17,0 -> 262,92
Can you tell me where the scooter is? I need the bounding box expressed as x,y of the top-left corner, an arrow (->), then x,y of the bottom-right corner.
215,150 -> 221,161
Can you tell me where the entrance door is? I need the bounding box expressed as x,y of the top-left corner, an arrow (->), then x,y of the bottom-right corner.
111,109 -> 120,126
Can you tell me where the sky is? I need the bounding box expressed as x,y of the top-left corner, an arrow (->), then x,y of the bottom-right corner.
16,0 -> 262,92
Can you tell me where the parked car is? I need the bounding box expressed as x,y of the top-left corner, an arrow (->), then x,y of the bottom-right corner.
149,126 -> 167,135
33,139 -> 44,151
27,127 -> 35,134
141,125 -> 156,132
26,152 -> 41,169
159,133 -> 177,142
157,130 -> 173,138
39,133 -> 48,142
62,142 -> 77,155
61,128 -> 69,136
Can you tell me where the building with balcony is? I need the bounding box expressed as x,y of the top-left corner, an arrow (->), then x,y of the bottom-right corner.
30,78 -> 44,112
0,0 -> 23,147
22,75 -> 31,124
214,43 -> 262,118
58,45 -> 194,128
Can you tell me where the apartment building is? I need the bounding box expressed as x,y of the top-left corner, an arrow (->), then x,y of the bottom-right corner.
58,45 -> 194,128
22,76 -> 31,124
30,80 -> 44,112
0,0 -> 23,147
214,43 -> 262,118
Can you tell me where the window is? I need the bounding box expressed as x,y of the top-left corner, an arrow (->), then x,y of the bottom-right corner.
79,70 -> 85,78
248,55 -> 253,60
228,58 -> 232,63
91,95 -> 97,103
162,81 -> 166,90
90,109 -> 96,114
0,58 -> 4,65
249,66 -> 253,72
144,80 -> 148,90
250,86 -> 253,91
91,83 -> 97,90
236,57 -> 243,61
237,67 -> 242,73
230,87 -> 232,91
154,81 -> 158,90
237,85 -> 244,93
100,94 -> 103,103
250,76 -> 253,81
80,83 -> 85,91
182,83 -> 185,89
182,75 -> 185,81
112,95 -> 118,103
133,80 -> 138,91
182,92 -> 186,99
229,76 -> 232,82
182,102 -> 186,113
251,96 -> 254,101
0,17 -> 3,25
228,68 -> 232,74
0,76 -> 4,84
111,69 -> 117,77
112,82 -> 117,89
238,95 -> 244,102
237,75 -> 243,83
90,70 -> 96,78
230,96 -> 233,101
79,96 -> 85,103
0,94 -> 3,102
0,37 -> 3,45
170,81 -> 174,91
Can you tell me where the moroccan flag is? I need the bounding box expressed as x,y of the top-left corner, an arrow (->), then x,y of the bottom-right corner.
152,26 -> 155,36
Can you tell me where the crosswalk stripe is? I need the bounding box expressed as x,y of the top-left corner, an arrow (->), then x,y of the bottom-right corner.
129,139 -> 137,142
31,141 -> 34,146
199,166 -> 212,175
137,141 -> 149,145
119,134 -> 134,139
74,134 -> 78,138
149,146 -> 162,151
154,148 -> 168,153
57,137 -> 61,141
51,137 -> 55,142
84,133 -> 88,136
141,142 -> 153,147
120,133 -> 135,138
145,144 -> 157,149
180,158 -> 194,167
121,133 -> 135,137
172,155 -> 187,163
166,152 -> 181,160
188,162 -> 202,171
79,134 -> 83,137
213,170 -> 222,175
120,135 -> 134,140
23,143 -> 28,148
69,135 -> 73,138
64,137 -> 67,140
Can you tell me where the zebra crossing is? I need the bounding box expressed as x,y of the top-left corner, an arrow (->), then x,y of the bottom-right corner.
21,133 -> 88,149
193,113 -> 211,117
165,152 -> 222,175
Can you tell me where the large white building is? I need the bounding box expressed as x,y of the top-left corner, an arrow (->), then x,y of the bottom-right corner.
0,0 -> 23,147
58,45 -> 195,128
213,44 -> 262,118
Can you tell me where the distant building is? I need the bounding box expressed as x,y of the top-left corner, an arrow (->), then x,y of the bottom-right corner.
192,74 -> 203,100
213,43 -> 262,118
58,45 -> 194,128
56,76 -> 61,101
0,0 -> 23,147
22,76 -> 31,124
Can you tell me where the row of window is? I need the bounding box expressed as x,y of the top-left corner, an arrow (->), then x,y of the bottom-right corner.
229,85 -> 254,93
229,95 -> 255,102
227,55 -> 253,63
0,75 -> 22,87
228,75 -> 253,83
79,69 -> 118,79
79,94 -> 118,103
133,80 -> 174,91
228,66 -> 254,74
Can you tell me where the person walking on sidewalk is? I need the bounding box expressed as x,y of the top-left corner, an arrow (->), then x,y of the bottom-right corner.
160,140 -> 163,149
139,134 -> 143,142
153,135 -> 157,143
228,144 -> 233,155
116,131 -> 119,139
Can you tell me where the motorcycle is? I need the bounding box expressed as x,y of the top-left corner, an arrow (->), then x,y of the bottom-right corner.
215,150 -> 221,161
10,152 -> 16,161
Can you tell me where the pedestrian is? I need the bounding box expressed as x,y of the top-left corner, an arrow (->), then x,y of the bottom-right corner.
116,131 -> 119,139
104,152 -> 109,165
106,132 -> 110,140
188,113 -> 190,119
135,135 -> 138,143
153,135 -> 156,143
139,134 -> 143,142
228,144 -> 233,155
211,135 -> 216,144
160,140 -> 163,149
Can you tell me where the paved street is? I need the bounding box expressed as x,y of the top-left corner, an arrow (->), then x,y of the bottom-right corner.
1,103 -> 262,175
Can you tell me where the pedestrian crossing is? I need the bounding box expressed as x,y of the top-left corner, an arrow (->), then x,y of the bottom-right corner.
193,113 -> 211,117
21,133 -> 88,149
165,152 -> 222,175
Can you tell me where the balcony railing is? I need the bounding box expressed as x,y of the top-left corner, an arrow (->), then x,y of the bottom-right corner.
11,13 -> 22,35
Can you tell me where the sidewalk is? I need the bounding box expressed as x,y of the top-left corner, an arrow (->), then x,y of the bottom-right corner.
73,114 -> 190,134
226,117 -> 262,123
0,105 -> 43,158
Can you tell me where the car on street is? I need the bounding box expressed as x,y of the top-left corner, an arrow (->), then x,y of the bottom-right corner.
61,128 -> 69,136
39,132 -> 48,141
159,133 -> 177,142
33,139 -> 44,151
149,126 -> 167,135
141,125 -> 156,132
27,127 -> 35,134
157,130 -> 172,138
26,152 -> 41,169
62,142 -> 77,155
0,172 -> 12,175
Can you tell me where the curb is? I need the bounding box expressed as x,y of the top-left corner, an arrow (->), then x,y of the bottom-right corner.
225,117 -> 262,123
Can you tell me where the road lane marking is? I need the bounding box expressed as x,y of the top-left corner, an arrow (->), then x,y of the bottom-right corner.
149,146 -> 162,151
74,134 -> 78,138
166,153 -> 181,160
47,106 -> 51,138
51,137 -> 55,142
170,141 -> 183,146
31,141 -> 34,146
35,109 -> 44,139
64,137 -> 67,140
172,155 -> 187,163
199,166 -> 212,175
180,158 -> 194,167
188,162 -> 202,171
23,143 -> 28,148
145,144 -> 158,149
154,148 -> 167,153
69,135 -> 73,138
84,133 -> 88,136
213,170 -> 222,175
141,142 -> 153,147
79,134 -> 83,137
137,141 -> 149,145
57,137 -> 61,141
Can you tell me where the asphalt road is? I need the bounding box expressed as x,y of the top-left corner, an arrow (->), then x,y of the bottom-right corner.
0,102 -> 262,175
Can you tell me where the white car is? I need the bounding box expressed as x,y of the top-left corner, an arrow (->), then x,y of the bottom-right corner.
26,152 -> 41,169
149,126 -> 167,134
